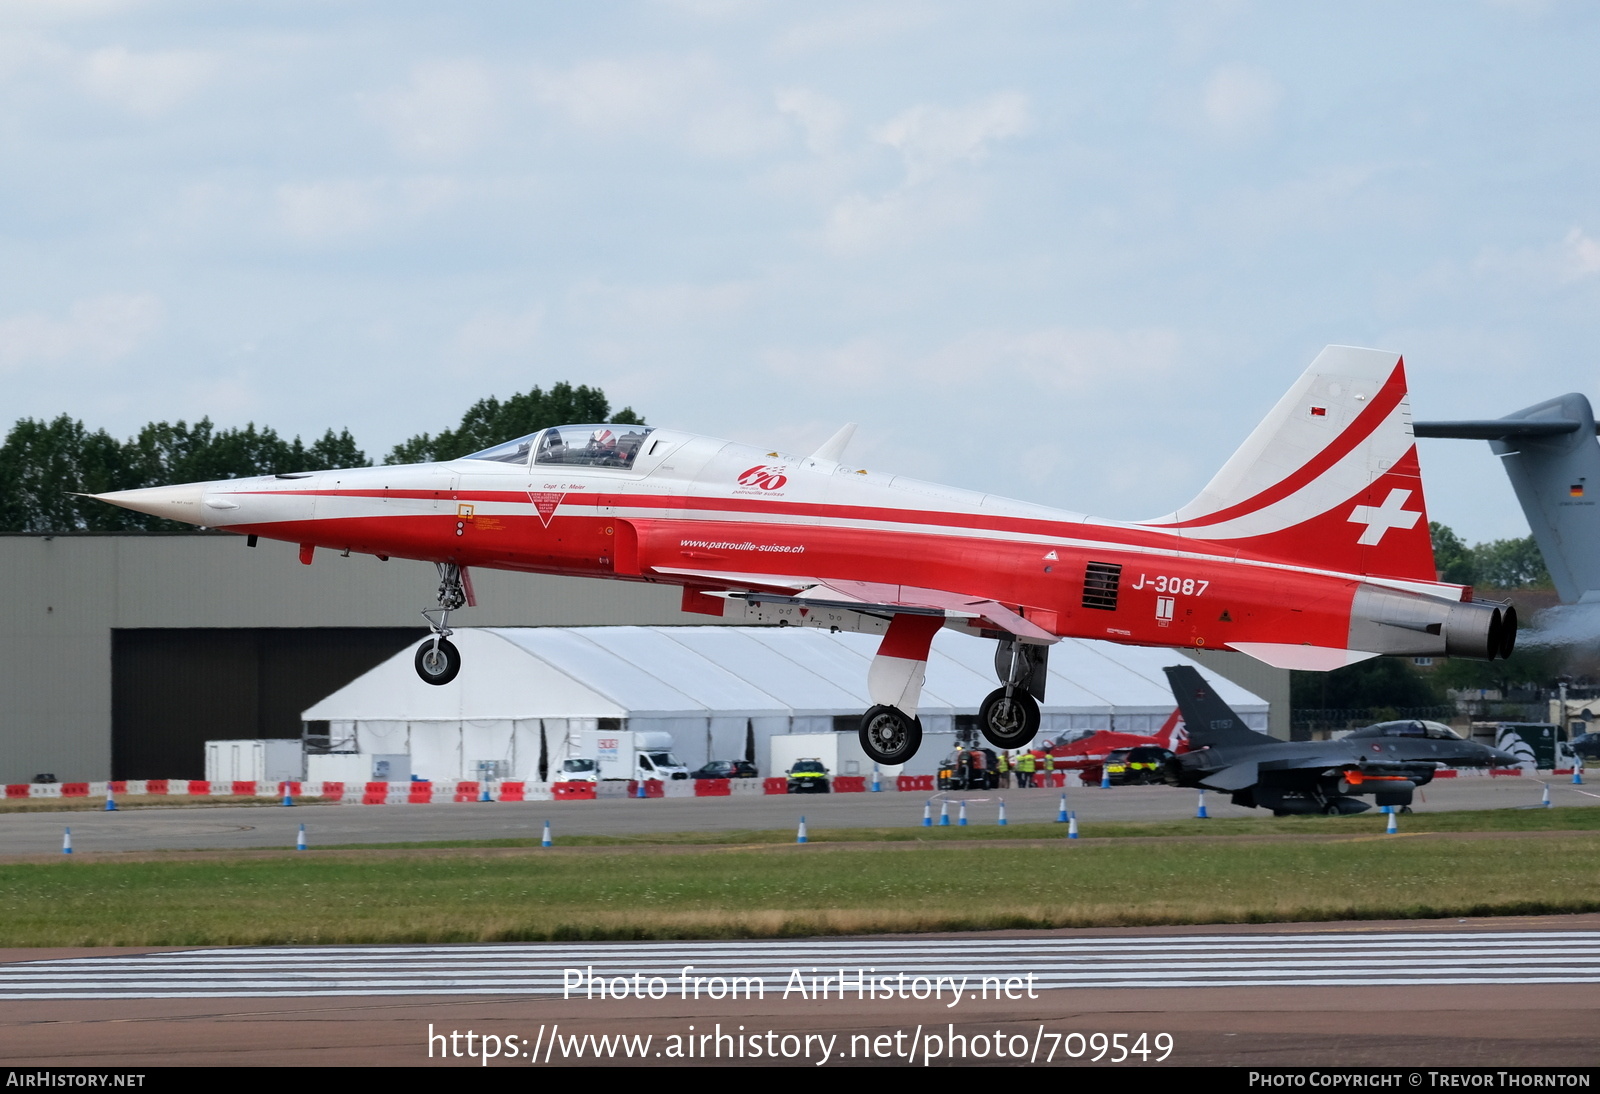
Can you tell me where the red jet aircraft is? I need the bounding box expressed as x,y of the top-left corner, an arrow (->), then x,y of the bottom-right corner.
95,345 -> 1515,766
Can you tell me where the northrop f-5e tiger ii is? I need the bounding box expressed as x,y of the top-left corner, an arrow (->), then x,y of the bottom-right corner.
94,346 -> 1516,766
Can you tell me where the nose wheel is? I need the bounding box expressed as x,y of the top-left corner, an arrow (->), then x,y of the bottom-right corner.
414,561 -> 469,685
414,637 -> 461,686
859,705 -> 923,765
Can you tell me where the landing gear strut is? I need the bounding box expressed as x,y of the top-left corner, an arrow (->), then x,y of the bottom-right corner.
979,637 -> 1045,749
414,562 -> 467,686
859,705 -> 923,766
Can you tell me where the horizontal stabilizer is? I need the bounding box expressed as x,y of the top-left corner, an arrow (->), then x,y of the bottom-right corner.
809,423 -> 858,462
1201,761 -> 1260,792
1228,642 -> 1380,671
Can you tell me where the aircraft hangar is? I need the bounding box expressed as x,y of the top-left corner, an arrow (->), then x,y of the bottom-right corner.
0,531 -> 1289,783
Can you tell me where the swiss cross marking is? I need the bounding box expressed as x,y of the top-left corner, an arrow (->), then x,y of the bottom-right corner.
1347,488 -> 1421,546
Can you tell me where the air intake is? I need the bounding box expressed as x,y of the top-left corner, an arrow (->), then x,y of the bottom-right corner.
1082,562 -> 1122,611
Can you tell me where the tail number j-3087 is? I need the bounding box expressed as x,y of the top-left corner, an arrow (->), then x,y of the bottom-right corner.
1130,574 -> 1209,595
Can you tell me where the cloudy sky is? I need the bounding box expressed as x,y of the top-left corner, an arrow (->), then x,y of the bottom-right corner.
3,0 -> 1598,543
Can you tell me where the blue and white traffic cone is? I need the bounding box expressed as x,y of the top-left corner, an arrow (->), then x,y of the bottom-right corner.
296,823 -> 307,851
1100,768 -> 1111,789
922,800 -> 932,827
997,798 -> 1007,826
479,782 -> 492,803
1385,809 -> 1398,835
542,820 -> 552,848
636,780 -> 646,798
104,787 -> 117,812
1056,793 -> 1068,823
1575,764 -> 1584,786
1196,790 -> 1208,819
871,767 -> 881,792
1067,812 -> 1079,839
281,782 -> 295,807
62,827 -> 72,855
958,800 -> 968,826
1542,783 -> 1552,809
939,800 -> 950,826
797,816 -> 808,844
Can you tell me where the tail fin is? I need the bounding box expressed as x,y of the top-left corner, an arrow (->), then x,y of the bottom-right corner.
1416,394 -> 1600,605
1162,665 -> 1277,749
1142,346 -> 1436,583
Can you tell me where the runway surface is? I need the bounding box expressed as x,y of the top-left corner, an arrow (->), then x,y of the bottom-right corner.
3,928 -> 1600,1000
3,918 -> 1598,1067
2,776 -> 1589,854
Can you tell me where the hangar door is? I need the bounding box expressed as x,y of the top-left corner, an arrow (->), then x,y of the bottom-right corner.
112,628 -> 425,780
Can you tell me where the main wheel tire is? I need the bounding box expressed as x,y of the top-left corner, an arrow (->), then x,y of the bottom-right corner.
414,637 -> 462,686
978,688 -> 1041,749
859,705 -> 923,765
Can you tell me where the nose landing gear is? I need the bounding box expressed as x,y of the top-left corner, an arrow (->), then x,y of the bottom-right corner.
414,562 -> 470,686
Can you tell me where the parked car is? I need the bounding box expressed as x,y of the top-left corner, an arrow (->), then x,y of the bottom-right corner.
937,748 -> 999,791
1102,745 -> 1174,786
691,760 -> 759,780
559,757 -> 599,783
786,759 -> 831,793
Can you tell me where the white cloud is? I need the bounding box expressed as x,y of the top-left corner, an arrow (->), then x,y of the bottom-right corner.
875,91 -> 1030,183
1562,227 -> 1600,278
528,55 -> 782,156
275,177 -> 458,243
775,6 -> 936,53
78,45 -> 217,117
567,279 -> 754,327
1199,64 -> 1282,141
775,86 -> 846,155
0,293 -> 163,372
368,59 -> 498,161
450,304 -> 545,360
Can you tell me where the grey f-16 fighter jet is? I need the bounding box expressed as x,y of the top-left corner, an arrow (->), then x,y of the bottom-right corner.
1161,664 -> 1520,815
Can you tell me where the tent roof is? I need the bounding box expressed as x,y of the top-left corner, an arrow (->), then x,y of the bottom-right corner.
302,626 -> 1267,722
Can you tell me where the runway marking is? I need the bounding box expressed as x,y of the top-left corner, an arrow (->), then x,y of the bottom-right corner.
2,930 -> 1598,1000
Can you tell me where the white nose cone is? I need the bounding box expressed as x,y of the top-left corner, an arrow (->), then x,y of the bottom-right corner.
93,483 -> 212,525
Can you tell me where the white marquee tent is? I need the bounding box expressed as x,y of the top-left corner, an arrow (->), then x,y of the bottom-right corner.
301,627 -> 1268,783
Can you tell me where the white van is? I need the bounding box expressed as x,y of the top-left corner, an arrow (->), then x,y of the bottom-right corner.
583,729 -> 690,782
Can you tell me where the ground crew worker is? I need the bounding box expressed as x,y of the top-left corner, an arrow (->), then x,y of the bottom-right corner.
1016,749 -> 1035,789
1043,749 -> 1055,789
997,750 -> 1010,789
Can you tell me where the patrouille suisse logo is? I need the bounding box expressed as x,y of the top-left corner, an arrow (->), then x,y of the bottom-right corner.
737,465 -> 788,490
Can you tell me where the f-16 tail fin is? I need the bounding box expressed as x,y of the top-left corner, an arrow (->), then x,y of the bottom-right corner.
1416,394 -> 1600,605
1142,346 -> 1437,584
1162,665 -> 1277,749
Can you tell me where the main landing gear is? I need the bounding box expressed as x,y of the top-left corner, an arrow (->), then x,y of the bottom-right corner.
414,562 -> 467,686
859,706 -> 923,766
978,637 -> 1045,750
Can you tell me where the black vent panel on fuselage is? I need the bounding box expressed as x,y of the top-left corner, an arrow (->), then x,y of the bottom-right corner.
1082,562 -> 1122,611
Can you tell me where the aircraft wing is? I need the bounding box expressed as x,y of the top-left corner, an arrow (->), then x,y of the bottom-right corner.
655,567 -> 1059,643
1199,761 -> 1259,791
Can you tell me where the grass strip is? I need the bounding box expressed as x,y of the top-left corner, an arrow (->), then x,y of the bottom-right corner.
3,832 -> 1598,946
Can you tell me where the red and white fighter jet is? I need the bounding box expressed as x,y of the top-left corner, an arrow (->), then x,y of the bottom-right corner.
95,345 -> 1515,765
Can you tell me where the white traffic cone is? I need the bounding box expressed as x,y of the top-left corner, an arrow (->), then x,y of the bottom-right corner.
62,827 -> 72,854
797,816 -> 808,844
296,823 -> 307,851
997,798 -> 1007,826
939,800 -> 950,826
922,800 -> 932,827
1067,812 -> 1079,839
1196,790 -> 1208,819
1542,783 -> 1552,808
542,820 -> 553,848
1385,808 -> 1398,835
958,800 -> 968,826
105,787 -> 117,812
1056,793 -> 1068,823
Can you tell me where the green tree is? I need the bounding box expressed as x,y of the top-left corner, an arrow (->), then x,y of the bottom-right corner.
1430,521 -> 1476,585
1473,536 -> 1551,591
386,382 -> 643,464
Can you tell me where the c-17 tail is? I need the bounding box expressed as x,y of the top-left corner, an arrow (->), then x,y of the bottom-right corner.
1416,394 -> 1600,604
1161,665 -> 1277,750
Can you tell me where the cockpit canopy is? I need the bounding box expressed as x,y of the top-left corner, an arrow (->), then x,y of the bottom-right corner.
462,424 -> 654,470
1345,720 -> 1463,741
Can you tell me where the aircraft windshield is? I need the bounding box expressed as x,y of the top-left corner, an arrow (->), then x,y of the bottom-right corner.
536,424 -> 653,470
1347,720 -> 1463,741
462,433 -> 540,465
